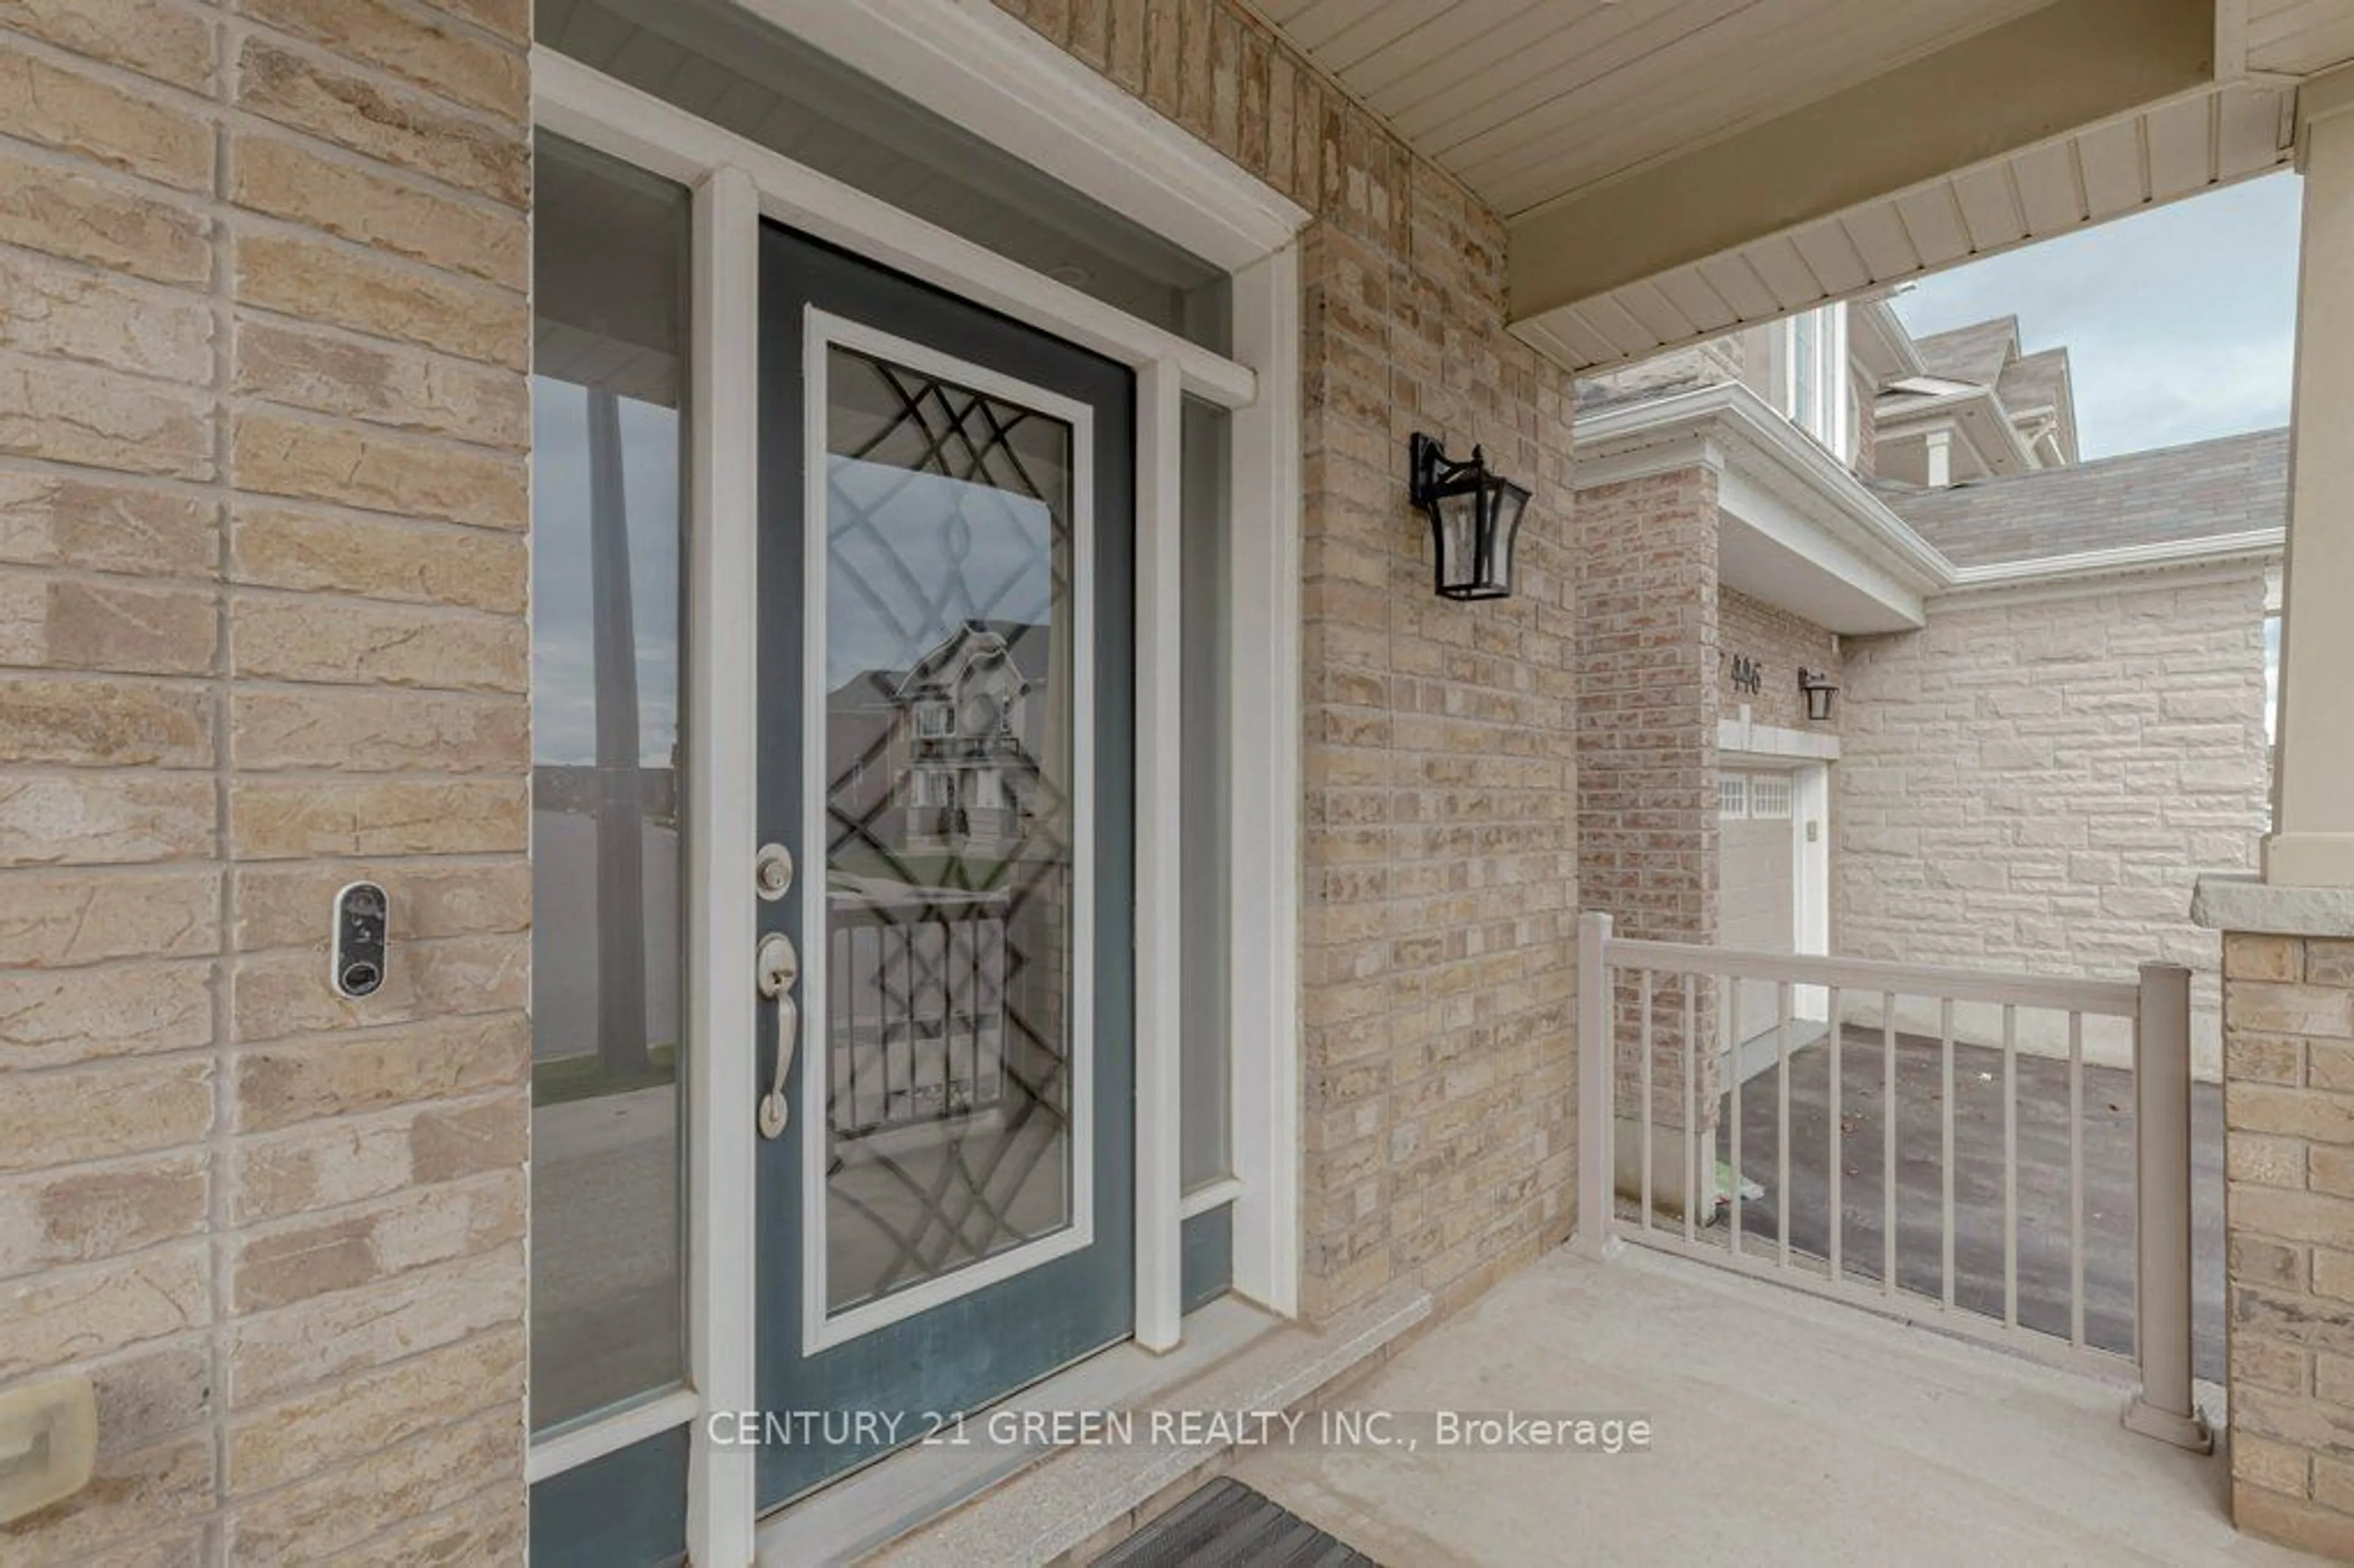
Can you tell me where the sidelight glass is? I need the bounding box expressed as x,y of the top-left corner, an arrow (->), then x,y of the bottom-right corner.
527,134 -> 690,1433
818,341 -> 1083,1317
1179,398 -> 1233,1193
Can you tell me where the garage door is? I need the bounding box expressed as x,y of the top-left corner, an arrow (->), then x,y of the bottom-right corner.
1720,771 -> 1795,1049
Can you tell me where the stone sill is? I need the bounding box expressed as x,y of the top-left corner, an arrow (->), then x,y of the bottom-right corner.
2190,871 -> 2354,938
868,1282 -> 1433,1567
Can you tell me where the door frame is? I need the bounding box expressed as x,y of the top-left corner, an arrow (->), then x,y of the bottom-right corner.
531,10 -> 1309,1561
1716,712 -> 1839,1061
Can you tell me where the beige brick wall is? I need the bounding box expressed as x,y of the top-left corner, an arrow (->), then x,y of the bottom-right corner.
0,2 -> 530,1562
2219,932 -> 2354,1559
1718,586 -> 1840,736
1838,573 -> 2271,1068
1576,466 -> 1718,946
998,0 -> 1582,1322
1575,465 -> 1720,1175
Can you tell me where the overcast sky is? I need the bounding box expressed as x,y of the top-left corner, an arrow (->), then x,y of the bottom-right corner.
1889,171 -> 2302,461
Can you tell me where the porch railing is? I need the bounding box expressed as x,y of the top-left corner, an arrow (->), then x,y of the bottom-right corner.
1572,910 -> 2209,1452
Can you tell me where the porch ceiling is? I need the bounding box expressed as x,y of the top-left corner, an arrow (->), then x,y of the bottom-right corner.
1248,0 -> 2059,218
1249,0 -> 2354,374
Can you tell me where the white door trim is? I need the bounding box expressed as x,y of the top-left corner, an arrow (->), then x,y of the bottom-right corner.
725,0 -> 1309,272
1133,355 -> 1186,1353
535,51 -> 1257,411
531,22 -> 1308,1564
685,162 -> 763,1568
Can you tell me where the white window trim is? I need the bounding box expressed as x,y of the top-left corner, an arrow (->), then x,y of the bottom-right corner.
531,15 -> 1309,1562
1775,303 -> 1853,463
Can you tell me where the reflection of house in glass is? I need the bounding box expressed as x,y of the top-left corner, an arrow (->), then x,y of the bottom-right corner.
824,620 -> 1065,1147
829,619 -> 1051,858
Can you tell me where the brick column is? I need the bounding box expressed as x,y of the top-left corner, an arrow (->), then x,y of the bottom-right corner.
1575,464 -> 1721,1212
0,2 -> 530,1562
2196,881 -> 2354,1557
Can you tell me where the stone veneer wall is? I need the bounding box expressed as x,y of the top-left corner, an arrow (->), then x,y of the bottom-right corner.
2218,931 -> 2354,1557
996,2 -> 1585,1322
1837,573 -> 2270,1067
1717,586 -> 1840,736
0,2 -> 531,1562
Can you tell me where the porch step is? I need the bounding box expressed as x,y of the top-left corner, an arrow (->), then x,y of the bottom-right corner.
1092,1477 -> 1379,1567
868,1282 -> 1431,1568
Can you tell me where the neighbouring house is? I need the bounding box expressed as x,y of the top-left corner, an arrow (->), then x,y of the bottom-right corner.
6,1 -> 2354,1565
1575,301 -> 2278,1143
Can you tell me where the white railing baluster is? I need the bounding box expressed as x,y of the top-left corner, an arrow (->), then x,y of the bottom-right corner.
1573,911 -> 1617,1263
1776,980 -> 1792,1269
1639,969 -> 1655,1232
2125,963 -> 2209,1450
1683,972 -> 1698,1245
1882,994 -> 1897,1299
1573,928 -> 2163,1387
1827,984 -> 1843,1283
2003,1002 -> 2019,1330
1727,975 -> 1743,1258
1941,997 -> 1956,1311
2069,1010 -> 2085,1351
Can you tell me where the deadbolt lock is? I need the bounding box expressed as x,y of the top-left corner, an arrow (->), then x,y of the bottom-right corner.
755,842 -> 794,901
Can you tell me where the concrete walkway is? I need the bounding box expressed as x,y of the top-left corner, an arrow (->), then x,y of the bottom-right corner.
1232,1247 -> 2317,1567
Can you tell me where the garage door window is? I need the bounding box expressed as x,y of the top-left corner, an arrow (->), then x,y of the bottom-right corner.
1748,775 -> 1793,820
1719,775 -> 1747,819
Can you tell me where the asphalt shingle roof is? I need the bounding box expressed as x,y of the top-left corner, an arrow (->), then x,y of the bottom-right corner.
1875,428 -> 2288,568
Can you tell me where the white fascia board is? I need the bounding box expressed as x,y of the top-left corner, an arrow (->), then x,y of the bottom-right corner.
1936,528 -> 2287,598
1850,297 -> 1924,381
1877,386 -> 2033,474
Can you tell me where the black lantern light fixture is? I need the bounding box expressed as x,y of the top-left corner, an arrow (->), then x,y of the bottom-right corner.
1410,433 -> 1531,601
1798,668 -> 1839,723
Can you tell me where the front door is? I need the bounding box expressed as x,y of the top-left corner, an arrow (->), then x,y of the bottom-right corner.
753,222 -> 1136,1507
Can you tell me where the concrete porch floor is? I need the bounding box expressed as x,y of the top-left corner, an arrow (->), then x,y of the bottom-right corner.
1230,1246 -> 2318,1567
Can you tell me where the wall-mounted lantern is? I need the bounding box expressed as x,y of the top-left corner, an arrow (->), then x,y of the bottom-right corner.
1410,433 -> 1530,601
1799,668 -> 1839,723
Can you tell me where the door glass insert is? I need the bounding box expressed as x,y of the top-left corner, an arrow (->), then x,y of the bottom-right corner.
817,338 -> 1084,1320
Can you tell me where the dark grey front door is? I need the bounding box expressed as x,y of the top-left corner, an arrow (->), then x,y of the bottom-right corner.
753,221 -> 1135,1508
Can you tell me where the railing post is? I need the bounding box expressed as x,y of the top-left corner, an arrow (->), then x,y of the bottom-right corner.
1571,911 -> 1621,1262
2122,961 -> 2211,1451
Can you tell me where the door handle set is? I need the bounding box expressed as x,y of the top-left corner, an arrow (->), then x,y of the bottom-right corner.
756,931 -> 798,1140
754,841 -> 799,1141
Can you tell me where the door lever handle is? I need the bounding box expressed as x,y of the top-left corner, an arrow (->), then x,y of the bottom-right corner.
756,932 -> 799,1140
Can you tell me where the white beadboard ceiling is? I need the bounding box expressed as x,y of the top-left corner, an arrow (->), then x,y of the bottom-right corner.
1249,0 -> 2057,218
1248,0 -> 2354,373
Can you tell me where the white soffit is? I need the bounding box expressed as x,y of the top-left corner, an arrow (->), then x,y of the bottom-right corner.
1515,80 -> 2298,374
1716,479 -> 1928,636
1574,382 -> 1939,635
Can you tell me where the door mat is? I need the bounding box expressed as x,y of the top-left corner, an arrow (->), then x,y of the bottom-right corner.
1092,1477 -> 1381,1567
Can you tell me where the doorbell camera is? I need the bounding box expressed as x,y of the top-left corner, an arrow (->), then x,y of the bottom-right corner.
332,881 -> 389,999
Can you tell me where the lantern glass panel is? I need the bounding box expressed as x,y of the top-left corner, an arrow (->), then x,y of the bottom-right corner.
1434,489 -> 1480,591
1485,479 -> 1529,596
